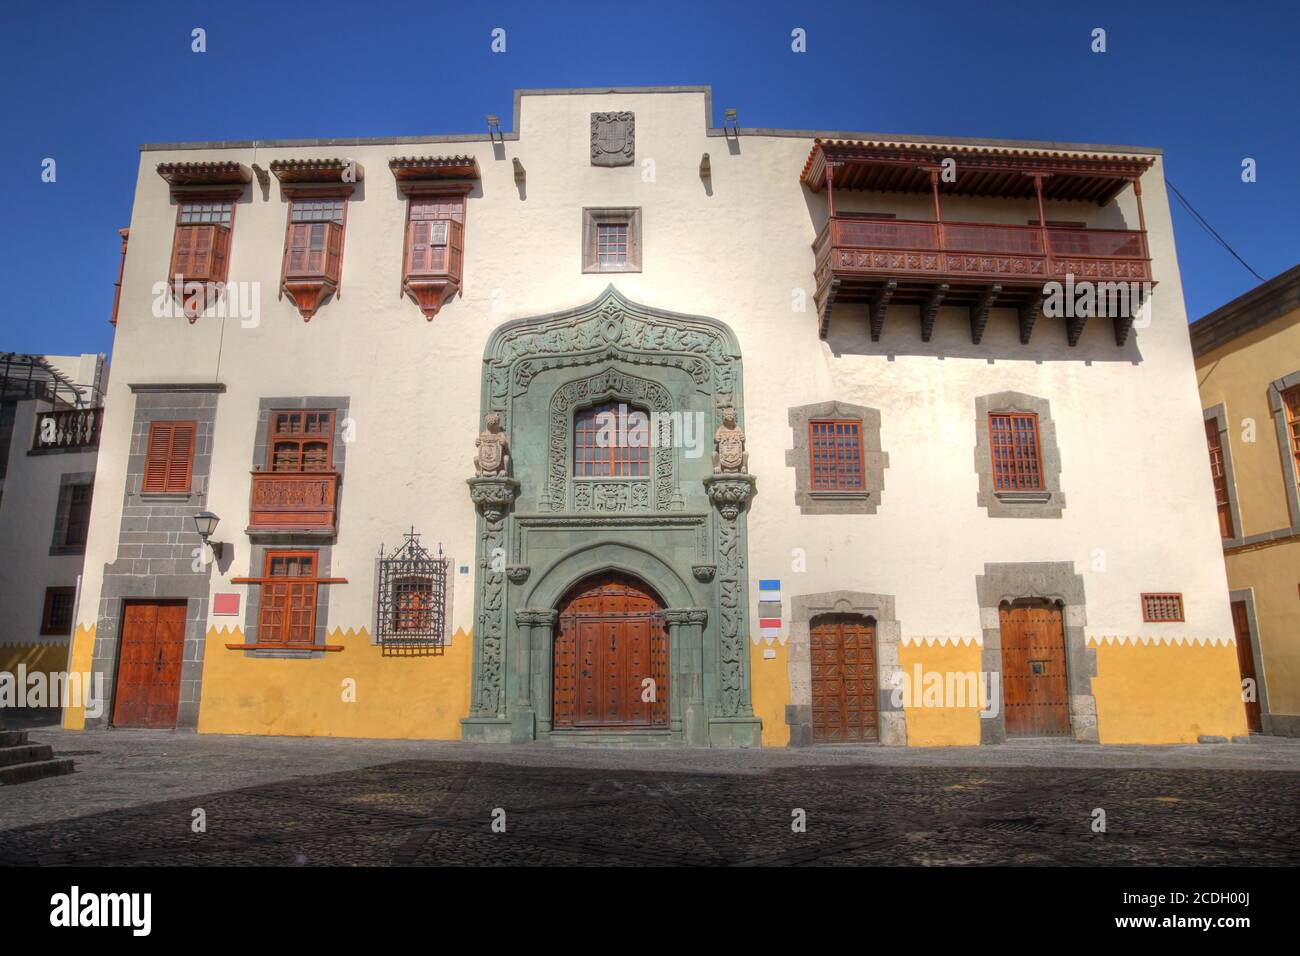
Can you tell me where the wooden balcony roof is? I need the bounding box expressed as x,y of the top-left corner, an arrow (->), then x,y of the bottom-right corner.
388,155 -> 481,181
269,158 -> 365,183
802,140 -> 1155,204
156,161 -> 252,187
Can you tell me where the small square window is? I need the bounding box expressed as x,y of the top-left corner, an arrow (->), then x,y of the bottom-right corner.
582,208 -> 641,273
1141,593 -> 1184,623
41,586 -> 76,636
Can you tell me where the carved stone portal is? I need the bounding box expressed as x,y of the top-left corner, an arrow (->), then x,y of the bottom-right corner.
591,112 -> 635,167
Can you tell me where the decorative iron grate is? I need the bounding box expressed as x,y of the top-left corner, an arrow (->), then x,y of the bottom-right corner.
376,528 -> 447,655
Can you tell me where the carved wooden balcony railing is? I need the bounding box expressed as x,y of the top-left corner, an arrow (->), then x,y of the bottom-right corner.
31,407 -> 103,452
248,471 -> 340,532
813,215 -> 1151,344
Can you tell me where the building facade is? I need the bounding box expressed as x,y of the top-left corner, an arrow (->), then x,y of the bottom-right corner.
1,353 -> 106,720
63,86 -> 1246,746
1192,264 -> 1300,737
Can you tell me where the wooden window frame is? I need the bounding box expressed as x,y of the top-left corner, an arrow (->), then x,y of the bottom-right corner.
141,420 -> 197,494
398,186 -> 468,319
988,412 -> 1045,492
808,418 -> 866,492
573,401 -> 651,478
256,550 -> 319,647
278,186 -> 352,320
1204,417 -> 1234,539
1283,385 -> 1300,489
59,481 -> 93,549
266,409 -> 336,474
1141,592 -> 1185,623
167,189 -> 239,322
40,586 -> 77,636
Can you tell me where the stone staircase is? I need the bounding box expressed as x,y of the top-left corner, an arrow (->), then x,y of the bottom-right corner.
0,729 -> 75,785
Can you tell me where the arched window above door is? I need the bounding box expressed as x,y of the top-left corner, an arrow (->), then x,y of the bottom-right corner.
574,401 -> 651,478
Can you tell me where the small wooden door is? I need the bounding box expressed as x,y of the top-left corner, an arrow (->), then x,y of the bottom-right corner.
810,614 -> 878,743
113,601 -> 187,729
554,572 -> 669,729
1000,602 -> 1071,737
1231,600 -> 1262,732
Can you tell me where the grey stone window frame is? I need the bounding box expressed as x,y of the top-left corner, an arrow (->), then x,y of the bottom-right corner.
974,391 -> 1065,518
784,590 -> 907,747
1267,370 -> 1300,534
581,207 -> 642,274
50,471 -> 95,555
785,401 -> 888,515
976,562 -> 1097,744
242,396 -> 349,658
1203,404 -> 1245,549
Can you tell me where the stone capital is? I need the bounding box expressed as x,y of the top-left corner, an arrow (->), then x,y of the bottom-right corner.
515,608 -> 558,628
703,473 -> 756,519
467,476 -> 520,521
663,607 -> 709,627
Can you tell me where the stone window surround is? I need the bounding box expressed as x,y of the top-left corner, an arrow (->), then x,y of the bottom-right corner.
1204,404 -> 1245,549
785,401 -> 888,515
1227,588 -> 1288,736
976,561 -> 1097,744
581,207 -> 642,274
784,590 -> 907,747
1267,370 -> 1300,534
88,382 -> 223,732
49,470 -> 95,556
974,391 -> 1065,519
242,396 -> 349,658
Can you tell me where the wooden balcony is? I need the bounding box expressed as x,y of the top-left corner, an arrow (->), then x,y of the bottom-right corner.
248,471 -> 340,533
813,215 -> 1151,343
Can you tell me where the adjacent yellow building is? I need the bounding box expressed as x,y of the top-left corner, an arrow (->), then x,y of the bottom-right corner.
1192,263 -> 1300,736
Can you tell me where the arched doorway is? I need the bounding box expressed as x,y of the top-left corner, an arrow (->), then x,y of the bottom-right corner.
810,613 -> 879,743
553,571 -> 669,730
999,599 -> 1070,737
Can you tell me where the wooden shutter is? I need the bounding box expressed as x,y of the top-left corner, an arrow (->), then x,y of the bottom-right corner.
169,226 -> 195,278
258,552 -> 317,645
210,224 -> 231,283
989,413 -> 1044,491
1205,419 -> 1234,538
285,223 -> 313,275
407,221 -> 435,274
142,421 -> 196,493
324,222 -> 343,282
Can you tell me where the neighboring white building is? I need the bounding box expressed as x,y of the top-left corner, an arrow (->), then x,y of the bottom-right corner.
61,87 -> 1248,747
0,352 -> 106,717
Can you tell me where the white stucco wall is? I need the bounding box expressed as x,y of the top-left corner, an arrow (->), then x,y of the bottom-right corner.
76,87 -> 1233,664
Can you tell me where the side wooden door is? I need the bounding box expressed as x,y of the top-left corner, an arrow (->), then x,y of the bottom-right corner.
810,614 -> 879,743
113,600 -> 187,729
1231,600 -> 1262,732
1000,602 -> 1071,737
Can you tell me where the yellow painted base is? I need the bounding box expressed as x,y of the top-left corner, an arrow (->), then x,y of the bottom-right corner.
196,626 -> 472,740
900,640 -> 982,746
62,625 -> 96,730
749,637 -> 790,747
0,640 -> 70,680
1091,639 -> 1249,744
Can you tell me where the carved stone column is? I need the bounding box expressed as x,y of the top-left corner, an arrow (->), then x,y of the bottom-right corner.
462,476 -> 520,743
663,608 -> 709,746
703,473 -> 763,747
512,608 -> 556,742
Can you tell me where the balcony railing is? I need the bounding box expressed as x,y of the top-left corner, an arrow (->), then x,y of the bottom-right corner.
31,407 -> 103,452
248,471 -> 340,532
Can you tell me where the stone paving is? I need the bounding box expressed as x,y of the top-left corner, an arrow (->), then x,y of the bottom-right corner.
0,729 -> 1297,866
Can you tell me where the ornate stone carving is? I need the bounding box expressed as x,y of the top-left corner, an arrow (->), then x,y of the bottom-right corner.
591,112 -> 635,167
467,476 -> 520,523
474,411 -> 511,477
506,564 -> 530,585
712,406 -> 748,474
691,564 -> 716,583
704,472 -> 756,718
704,474 -> 756,521
663,608 -> 709,627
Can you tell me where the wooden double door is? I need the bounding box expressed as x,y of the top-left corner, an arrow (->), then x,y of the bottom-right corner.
553,572 -> 669,729
810,614 -> 879,743
112,600 -> 187,729
1000,602 -> 1071,737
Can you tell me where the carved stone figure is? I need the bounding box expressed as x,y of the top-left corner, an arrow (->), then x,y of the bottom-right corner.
474,412 -> 511,477
712,406 -> 748,474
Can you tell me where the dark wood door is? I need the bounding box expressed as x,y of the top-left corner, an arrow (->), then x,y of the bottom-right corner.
554,572 -> 668,729
113,601 -> 187,729
1000,602 -> 1070,737
1231,600 -> 1262,732
810,614 -> 878,743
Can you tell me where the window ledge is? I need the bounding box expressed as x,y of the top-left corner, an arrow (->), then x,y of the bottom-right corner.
224,643 -> 343,652
808,490 -> 871,500
140,491 -> 195,500
994,491 -> 1052,503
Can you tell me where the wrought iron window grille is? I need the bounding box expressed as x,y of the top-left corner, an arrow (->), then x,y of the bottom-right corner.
376,528 -> 447,656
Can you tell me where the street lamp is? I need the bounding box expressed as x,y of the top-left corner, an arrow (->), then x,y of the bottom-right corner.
192,511 -> 223,560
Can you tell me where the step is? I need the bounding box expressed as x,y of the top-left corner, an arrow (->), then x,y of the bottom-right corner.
0,743 -> 54,767
0,758 -> 75,786
0,730 -> 29,748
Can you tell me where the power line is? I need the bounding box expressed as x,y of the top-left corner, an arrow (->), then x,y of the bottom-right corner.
1166,179 -> 1266,282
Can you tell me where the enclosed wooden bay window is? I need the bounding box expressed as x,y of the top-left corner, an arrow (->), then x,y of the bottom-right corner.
390,156 -> 479,320
156,161 -> 252,322
988,413 -> 1044,492
249,410 -> 340,532
271,159 -> 363,320
808,419 -> 865,491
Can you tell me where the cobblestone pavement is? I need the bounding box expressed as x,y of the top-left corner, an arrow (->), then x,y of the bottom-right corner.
1,730 -> 1297,866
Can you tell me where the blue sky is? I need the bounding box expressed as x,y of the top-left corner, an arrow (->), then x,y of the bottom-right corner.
1,0 -> 1296,357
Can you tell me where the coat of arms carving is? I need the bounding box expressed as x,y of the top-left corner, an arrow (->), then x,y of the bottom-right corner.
591,112 -> 635,167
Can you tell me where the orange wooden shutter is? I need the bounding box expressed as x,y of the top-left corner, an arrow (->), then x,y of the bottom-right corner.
167,423 -> 195,491
142,422 -> 173,492
189,226 -> 214,279
142,421 -> 196,493
286,223 -> 312,274
407,221 -> 433,273
211,225 -> 231,283
324,222 -> 342,281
